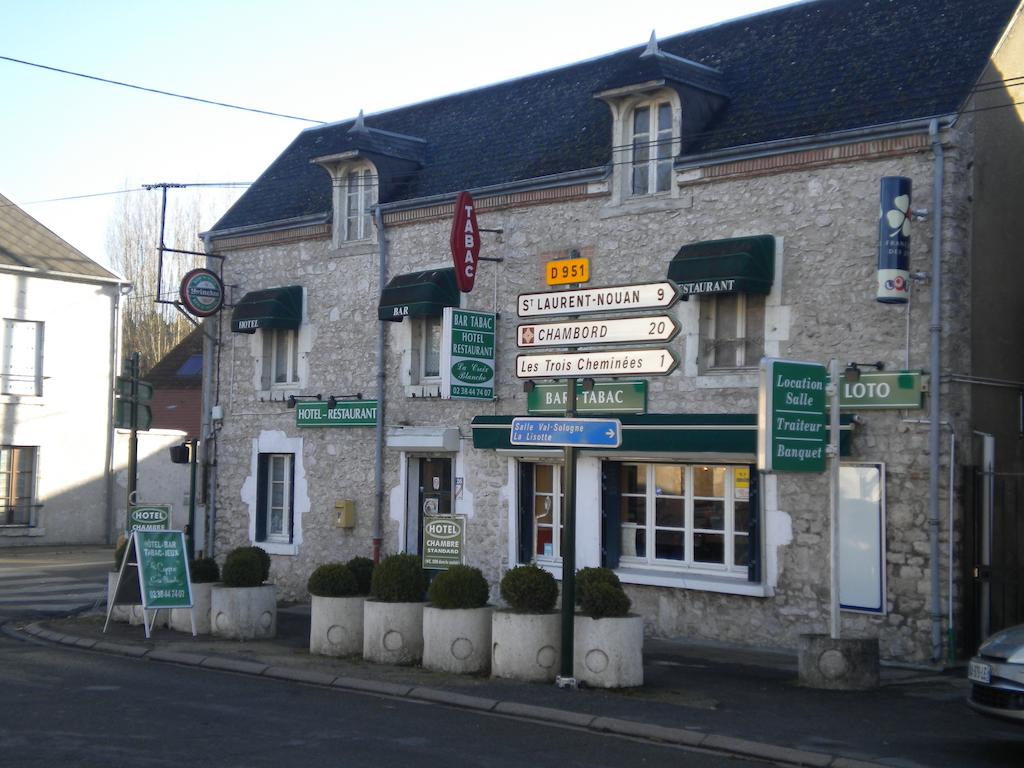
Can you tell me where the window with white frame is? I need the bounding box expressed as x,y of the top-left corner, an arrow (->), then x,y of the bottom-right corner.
419,315 -> 442,381
532,463 -> 564,559
2,319 -> 43,396
343,167 -> 374,242
258,453 -> 293,544
618,463 -> 750,574
261,328 -> 299,388
699,293 -> 765,371
630,100 -> 674,197
0,445 -> 37,526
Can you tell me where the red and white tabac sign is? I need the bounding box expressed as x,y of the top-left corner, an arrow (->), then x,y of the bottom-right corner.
450,191 -> 481,293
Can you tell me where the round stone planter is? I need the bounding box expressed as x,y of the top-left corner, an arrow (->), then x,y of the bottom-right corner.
170,581 -> 220,634
491,610 -> 561,682
573,613 -> 644,688
362,600 -> 424,665
310,595 -> 366,657
210,584 -> 277,640
106,571 -> 131,623
423,605 -> 493,674
797,634 -> 879,690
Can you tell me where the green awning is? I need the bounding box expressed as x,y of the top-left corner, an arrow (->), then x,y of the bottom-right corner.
667,235 -> 775,298
231,286 -> 303,334
378,267 -> 459,322
471,413 -> 853,456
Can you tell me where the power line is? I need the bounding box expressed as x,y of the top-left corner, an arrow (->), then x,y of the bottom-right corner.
12,182 -> 251,207
0,54 -> 327,125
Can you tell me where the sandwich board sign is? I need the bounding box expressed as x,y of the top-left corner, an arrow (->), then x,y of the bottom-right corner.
104,529 -> 194,638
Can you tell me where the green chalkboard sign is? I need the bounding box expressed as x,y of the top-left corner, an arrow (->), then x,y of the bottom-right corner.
135,530 -> 193,610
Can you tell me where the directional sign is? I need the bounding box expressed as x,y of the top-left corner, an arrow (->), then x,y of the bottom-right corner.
510,417 -> 622,448
518,315 -> 678,348
518,281 -> 679,318
516,348 -> 677,378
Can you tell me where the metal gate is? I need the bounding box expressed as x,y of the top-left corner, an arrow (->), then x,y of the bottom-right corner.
963,468 -> 1024,655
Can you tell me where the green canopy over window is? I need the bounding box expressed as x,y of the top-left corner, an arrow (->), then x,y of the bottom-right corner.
667,235 -> 775,298
378,267 -> 459,322
231,286 -> 303,334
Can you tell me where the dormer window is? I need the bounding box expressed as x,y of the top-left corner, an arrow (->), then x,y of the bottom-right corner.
343,166 -> 374,242
631,100 -> 674,196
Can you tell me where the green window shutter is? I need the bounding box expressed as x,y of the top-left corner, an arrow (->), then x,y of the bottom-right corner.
747,466 -> 761,583
287,455 -> 296,544
517,462 -> 534,564
255,454 -> 269,542
601,461 -> 622,569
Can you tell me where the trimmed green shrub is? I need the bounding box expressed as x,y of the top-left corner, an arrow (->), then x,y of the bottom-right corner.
369,553 -> 427,602
499,564 -> 558,613
575,567 -> 631,618
428,565 -> 489,609
346,556 -> 375,596
307,563 -> 359,597
221,546 -> 271,588
189,557 -> 220,583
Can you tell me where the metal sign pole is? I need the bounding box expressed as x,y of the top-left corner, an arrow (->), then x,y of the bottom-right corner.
828,358 -> 841,640
558,375 -> 578,686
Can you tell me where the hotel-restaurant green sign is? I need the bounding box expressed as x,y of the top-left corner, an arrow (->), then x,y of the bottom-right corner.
527,380 -> 647,415
296,400 -> 378,427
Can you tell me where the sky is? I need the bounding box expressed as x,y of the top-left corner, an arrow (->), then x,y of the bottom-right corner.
1,0 -> 794,272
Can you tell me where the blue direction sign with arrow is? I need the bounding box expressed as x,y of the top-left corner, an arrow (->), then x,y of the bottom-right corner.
510,417 -> 622,448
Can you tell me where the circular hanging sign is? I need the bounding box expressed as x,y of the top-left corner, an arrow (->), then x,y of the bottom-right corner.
179,268 -> 224,317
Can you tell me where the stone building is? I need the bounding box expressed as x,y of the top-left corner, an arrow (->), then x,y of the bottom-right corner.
200,0 -> 1024,663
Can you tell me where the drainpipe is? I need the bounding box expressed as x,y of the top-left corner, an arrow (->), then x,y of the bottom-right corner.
373,206 -> 387,563
928,118 -> 944,663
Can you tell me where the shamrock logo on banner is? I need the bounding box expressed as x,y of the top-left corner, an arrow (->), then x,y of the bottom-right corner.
886,194 -> 912,237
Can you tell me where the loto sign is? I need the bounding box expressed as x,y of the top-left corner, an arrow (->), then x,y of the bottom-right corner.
450,191 -> 481,293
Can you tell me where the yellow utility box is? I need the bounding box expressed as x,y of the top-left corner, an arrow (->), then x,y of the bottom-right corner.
334,500 -> 356,529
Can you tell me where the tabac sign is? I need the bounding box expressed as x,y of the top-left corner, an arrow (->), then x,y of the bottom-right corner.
450,191 -> 480,292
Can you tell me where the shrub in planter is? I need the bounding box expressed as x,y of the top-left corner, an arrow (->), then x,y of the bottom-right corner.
211,545 -> 276,639
499,564 -> 558,613
424,566 -> 492,674
170,557 -> 221,634
370,553 -> 426,602
364,553 -> 427,665
189,557 -> 220,583
346,556 -> 374,596
575,567 -> 631,618
221,545 -> 270,587
308,563 -> 358,597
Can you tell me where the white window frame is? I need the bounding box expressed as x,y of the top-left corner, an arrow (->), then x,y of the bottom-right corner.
263,453 -> 293,544
618,462 -> 749,576
0,445 -> 38,526
261,328 -> 299,388
418,314 -> 442,382
629,99 -> 675,197
2,319 -> 43,397
343,166 -> 375,242
699,292 -> 766,372
532,462 -> 564,562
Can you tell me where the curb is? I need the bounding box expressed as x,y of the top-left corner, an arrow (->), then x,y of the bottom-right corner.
11,621 -> 896,768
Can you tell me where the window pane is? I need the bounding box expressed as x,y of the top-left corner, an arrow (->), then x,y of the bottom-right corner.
270,506 -> 283,535
657,102 -> 671,132
361,170 -> 373,237
621,526 -> 646,558
655,497 -> 684,528
423,317 -> 441,378
694,499 -> 725,530
271,457 -> 284,482
632,106 -> 650,135
654,464 -> 684,495
735,500 -> 750,532
655,530 -> 683,560
534,494 -> 553,524
734,534 -> 750,566
535,464 -> 552,493
621,496 -> 645,525
290,329 -> 299,382
620,465 -> 646,494
694,466 -> 726,497
536,526 -> 554,556
631,162 -> 649,196
694,533 -> 725,564
743,294 -> 766,364
346,173 -> 360,240
713,295 -> 739,367
656,158 -> 672,193
274,331 -> 288,383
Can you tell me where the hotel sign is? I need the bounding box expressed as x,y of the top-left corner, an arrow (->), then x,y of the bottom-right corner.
296,400 -> 378,427
441,308 -> 496,400
518,281 -> 679,318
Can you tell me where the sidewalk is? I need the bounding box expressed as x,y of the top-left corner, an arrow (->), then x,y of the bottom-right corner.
8,603 -> 1022,768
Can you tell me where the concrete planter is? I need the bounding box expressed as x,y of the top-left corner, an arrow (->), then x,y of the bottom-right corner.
573,613 -> 644,688
423,605 -> 493,674
210,584 -> 277,640
106,571 -> 131,623
491,610 -> 561,682
310,595 -> 366,657
362,600 -> 424,665
169,581 -> 219,634
798,634 -> 879,690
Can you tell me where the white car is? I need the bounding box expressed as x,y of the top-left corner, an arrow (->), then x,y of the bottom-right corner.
968,623 -> 1024,722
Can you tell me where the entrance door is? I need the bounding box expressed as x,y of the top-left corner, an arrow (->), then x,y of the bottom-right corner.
406,457 -> 452,555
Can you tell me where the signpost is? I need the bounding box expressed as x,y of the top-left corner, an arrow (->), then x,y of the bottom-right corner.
441,308 -> 496,400
757,359 -> 828,473
517,315 -> 678,348
422,515 -> 467,569
516,348 -> 677,379
518,281 -> 679,318
510,417 -> 621,449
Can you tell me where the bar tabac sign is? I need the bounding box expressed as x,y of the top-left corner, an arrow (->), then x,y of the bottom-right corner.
441,308 -> 496,400
758,359 -> 828,473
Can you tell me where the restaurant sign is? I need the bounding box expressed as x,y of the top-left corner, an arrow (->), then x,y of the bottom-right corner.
296,400 -> 378,427
441,308 -> 496,400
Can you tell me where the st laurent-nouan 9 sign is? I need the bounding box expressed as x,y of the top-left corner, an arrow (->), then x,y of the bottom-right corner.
518,282 -> 679,318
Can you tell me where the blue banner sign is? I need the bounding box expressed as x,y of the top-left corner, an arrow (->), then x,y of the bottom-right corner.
510,417 -> 622,448
877,176 -> 912,304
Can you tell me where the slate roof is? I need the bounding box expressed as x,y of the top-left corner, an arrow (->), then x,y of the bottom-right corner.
210,0 -> 1019,236
146,326 -> 204,387
0,192 -> 120,280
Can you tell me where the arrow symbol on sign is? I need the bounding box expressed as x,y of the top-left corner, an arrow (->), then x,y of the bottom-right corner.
605,429 -> 615,439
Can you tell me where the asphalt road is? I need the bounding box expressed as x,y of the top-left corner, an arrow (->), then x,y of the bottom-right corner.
0,635 -> 765,768
0,546 -> 111,622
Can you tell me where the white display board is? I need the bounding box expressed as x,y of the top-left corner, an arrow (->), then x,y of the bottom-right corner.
839,463 -> 886,614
